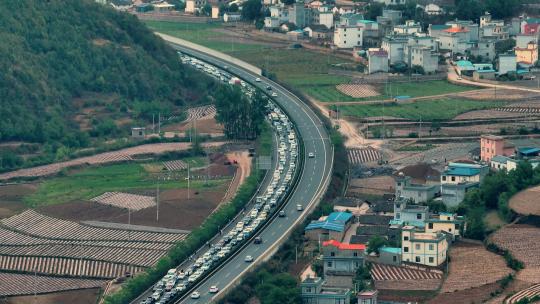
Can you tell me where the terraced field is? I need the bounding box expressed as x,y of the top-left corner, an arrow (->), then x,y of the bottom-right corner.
0,210 -> 188,285
371,263 -> 443,291
0,272 -> 105,296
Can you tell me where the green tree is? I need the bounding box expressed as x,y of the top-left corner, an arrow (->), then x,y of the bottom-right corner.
485,0 -> 521,19
241,0 -> 263,20
365,2 -> 384,20
367,236 -> 388,254
454,0 -> 484,21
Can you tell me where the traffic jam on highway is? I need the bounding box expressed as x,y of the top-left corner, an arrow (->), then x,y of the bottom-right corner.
139,53 -> 301,304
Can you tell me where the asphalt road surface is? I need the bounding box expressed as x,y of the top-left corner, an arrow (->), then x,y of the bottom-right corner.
160,41 -> 333,304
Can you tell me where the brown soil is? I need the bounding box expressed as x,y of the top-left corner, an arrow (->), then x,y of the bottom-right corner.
6,288 -> 101,304
509,185 -> 540,216
39,185 -> 228,230
163,118 -> 224,134
347,176 -> 394,196
395,163 -> 440,184
427,282 -> 501,304
0,184 -> 37,219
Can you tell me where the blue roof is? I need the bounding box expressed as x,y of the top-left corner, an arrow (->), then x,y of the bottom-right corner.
518,147 -> 540,155
305,212 -> 353,232
492,155 -> 509,163
380,247 -> 401,254
456,60 -> 473,67
440,212 -> 454,216
431,24 -> 451,30
327,211 -> 353,222
444,166 -> 480,176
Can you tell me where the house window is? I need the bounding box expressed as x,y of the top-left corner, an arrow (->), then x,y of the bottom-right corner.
429,257 -> 434,263
451,176 -> 456,182
455,224 -> 460,229
327,261 -> 332,267
396,204 -> 401,209
396,213 -> 401,219
429,244 -> 434,251
415,244 -> 420,250
442,176 -> 446,181
428,223 -> 433,229
404,236 -> 409,241
415,256 -> 421,263
397,182 -> 401,186
306,287 -> 312,293
330,252 -> 335,257
393,256 -> 397,262
447,217 -> 451,220
417,213 -> 422,220
404,247 -> 409,253
353,252 -> 358,257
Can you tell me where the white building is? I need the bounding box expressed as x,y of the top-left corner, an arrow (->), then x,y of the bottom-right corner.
516,33 -> 538,48
381,36 -> 408,64
374,0 -> 405,5
185,0 -> 206,13
368,48 -> 389,74
334,25 -> 362,48
394,20 -> 422,35
270,5 -> 289,23
407,45 -> 438,74
424,3 -> 443,15
498,54 -> 517,75
264,17 -> 280,30
223,12 -> 241,22
401,226 -> 448,267
313,10 -> 334,29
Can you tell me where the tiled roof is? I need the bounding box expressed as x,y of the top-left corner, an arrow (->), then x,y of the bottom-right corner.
443,167 -> 480,176
444,27 -> 469,33
323,239 -> 366,250
305,212 -> 353,232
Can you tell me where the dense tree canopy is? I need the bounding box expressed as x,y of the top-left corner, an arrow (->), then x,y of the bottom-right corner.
0,0 -> 214,145
241,0 -> 263,21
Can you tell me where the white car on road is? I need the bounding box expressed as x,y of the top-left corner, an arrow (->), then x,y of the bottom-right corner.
191,291 -> 201,299
209,286 -> 219,293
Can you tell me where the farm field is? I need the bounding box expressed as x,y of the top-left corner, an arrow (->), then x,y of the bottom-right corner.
509,185 -> 540,216
340,98 -> 507,121
440,242 -> 513,293
371,263 -> 443,291
24,160 -> 229,207
0,141 -> 226,181
490,224 -> 540,282
6,288 -> 102,304
0,272 -> 105,297
314,80 -> 475,103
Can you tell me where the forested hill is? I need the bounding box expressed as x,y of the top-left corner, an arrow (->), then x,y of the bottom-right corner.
0,0 -> 214,145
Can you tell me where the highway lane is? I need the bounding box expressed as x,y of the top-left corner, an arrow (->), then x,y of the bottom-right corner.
167,44 -> 333,304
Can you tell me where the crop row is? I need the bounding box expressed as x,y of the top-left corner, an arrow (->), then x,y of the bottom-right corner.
0,244 -> 164,267
490,225 -> 540,267
1,210 -> 186,243
0,226 -> 172,250
0,255 -> 146,279
0,272 -> 106,296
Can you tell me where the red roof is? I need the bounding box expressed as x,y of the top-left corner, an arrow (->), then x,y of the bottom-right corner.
444,27 -> 469,33
524,24 -> 540,35
323,239 -> 366,250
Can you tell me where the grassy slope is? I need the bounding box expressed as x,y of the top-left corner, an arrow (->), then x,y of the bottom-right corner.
24,161 -> 227,207
340,99 -> 507,121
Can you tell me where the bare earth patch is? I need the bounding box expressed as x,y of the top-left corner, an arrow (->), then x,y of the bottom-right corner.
336,84 -> 380,98
440,241 -> 513,293
509,185 -> 540,216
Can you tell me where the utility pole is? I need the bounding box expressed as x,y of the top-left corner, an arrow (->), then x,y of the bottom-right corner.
158,112 -> 161,135
152,114 -> 155,134
187,163 -> 191,200
156,182 -> 160,222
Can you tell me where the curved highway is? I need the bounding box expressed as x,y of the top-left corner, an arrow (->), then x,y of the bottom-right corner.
153,37 -> 333,304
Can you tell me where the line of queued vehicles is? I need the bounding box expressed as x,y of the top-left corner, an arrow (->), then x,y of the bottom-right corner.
139,53 -> 300,304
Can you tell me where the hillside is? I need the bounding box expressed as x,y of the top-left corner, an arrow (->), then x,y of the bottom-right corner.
0,0 -> 215,147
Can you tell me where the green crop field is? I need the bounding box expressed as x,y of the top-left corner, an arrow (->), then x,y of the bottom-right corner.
24,161 -> 228,207
339,98 -> 507,121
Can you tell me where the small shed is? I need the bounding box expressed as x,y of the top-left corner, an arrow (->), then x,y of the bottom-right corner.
131,127 -> 146,139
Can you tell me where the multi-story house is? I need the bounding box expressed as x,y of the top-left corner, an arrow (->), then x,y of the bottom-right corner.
480,12 -> 510,40
381,35 -> 408,64
480,134 -> 515,162
394,175 -> 439,204
440,162 -> 489,185
393,20 -> 421,35
334,25 -> 363,48
425,212 -> 464,241
401,226 -> 448,267
515,42 -> 538,65
368,48 -> 389,74
305,212 -> 354,242
322,239 -> 365,275
392,198 -> 429,228
301,276 -> 352,304
498,53 -> 517,75
406,45 -> 439,73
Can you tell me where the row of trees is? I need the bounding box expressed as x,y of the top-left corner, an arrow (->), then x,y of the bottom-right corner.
458,161 -> 540,240
214,86 -> 267,140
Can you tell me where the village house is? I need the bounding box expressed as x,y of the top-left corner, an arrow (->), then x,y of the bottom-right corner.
358,290 -> 378,304
223,12 -> 241,22
305,24 -> 331,40
393,20 -> 421,35
515,42 -> 538,65
376,247 -> 402,266
479,12 -> 510,40
391,199 -> 429,228
440,162 -> 488,185
185,0 -> 206,13
305,212 -> 354,242
497,53 -> 517,75
394,175 -> 439,204
425,212 -> 464,241
401,226 -> 448,267
367,48 -> 389,74
322,240 -> 365,275
381,35 -> 408,65
440,182 -> 479,207
300,276 -> 352,304
424,3 -> 443,15
480,134 -> 515,162
373,0 -> 405,5
406,44 -> 439,73
333,25 -> 363,48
